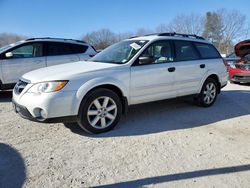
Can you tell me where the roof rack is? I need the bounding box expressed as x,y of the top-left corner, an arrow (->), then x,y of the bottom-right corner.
26,37 -> 87,44
157,32 -> 205,40
129,33 -> 158,39
129,32 -> 205,40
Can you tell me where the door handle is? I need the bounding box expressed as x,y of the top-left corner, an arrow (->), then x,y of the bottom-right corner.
168,67 -> 176,72
200,64 -> 206,68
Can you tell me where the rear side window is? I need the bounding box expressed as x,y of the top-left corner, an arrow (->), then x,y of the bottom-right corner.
47,42 -> 88,56
194,43 -> 220,59
69,43 -> 88,54
174,41 -> 199,61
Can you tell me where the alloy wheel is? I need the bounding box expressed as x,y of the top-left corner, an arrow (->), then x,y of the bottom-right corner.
203,82 -> 217,105
87,96 -> 117,129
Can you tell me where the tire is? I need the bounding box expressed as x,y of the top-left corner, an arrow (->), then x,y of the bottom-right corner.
196,78 -> 218,107
77,88 -> 122,134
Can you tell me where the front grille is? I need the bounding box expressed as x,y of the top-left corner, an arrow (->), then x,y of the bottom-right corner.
235,64 -> 250,71
14,80 -> 28,95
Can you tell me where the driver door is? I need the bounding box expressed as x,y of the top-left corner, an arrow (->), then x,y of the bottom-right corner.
130,40 -> 177,104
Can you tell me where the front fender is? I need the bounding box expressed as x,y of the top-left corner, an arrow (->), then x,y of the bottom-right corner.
71,77 -> 129,115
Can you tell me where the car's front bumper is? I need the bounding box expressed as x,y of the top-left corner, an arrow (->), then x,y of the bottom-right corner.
12,100 -> 76,123
229,68 -> 250,83
12,89 -> 78,123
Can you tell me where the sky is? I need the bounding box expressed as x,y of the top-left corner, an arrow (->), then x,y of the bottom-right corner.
0,0 -> 249,39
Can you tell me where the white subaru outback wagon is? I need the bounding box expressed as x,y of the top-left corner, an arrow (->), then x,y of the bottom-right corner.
13,33 -> 228,134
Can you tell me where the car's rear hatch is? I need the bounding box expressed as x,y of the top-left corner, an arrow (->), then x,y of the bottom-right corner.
235,40 -> 250,58
233,40 -> 250,71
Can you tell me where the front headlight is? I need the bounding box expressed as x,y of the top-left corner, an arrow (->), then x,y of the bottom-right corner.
28,81 -> 68,93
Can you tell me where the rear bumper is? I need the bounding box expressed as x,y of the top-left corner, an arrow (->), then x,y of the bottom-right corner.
12,100 -> 77,123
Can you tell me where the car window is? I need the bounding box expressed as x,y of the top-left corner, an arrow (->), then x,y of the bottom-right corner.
70,44 -> 88,54
140,41 -> 174,64
47,42 -> 71,56
90,40 -> 148,64
11,43 -> 43,58
47,42 -> 88,56
194,43 -> 220,59
174,41 -> 199,61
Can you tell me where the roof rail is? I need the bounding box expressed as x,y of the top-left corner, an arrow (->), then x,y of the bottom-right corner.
129,33 -> 160,39
26,37 -> 87,44
129,35 -> 138,39
157,32 -> 205,40
129,32 -> 205,40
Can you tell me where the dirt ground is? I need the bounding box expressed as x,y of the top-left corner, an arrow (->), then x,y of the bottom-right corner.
0,83 -> 250,188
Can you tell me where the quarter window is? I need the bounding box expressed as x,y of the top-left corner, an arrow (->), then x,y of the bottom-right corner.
174,41 -> 199,61
195,43 -> 220,59
47,42 -> 88,56
11,43 -> 43,58
140,41 -> 174,64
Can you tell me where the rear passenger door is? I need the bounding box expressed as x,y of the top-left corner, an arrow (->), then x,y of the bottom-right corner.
45,42 -> 81,66
173,40 -> 206,96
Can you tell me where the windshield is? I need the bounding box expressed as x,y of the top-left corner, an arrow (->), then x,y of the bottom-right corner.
0,41 -> 24,53
89,40 -> 148,64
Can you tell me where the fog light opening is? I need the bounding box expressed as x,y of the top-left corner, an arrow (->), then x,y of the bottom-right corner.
40,109 -> 47,119
33,108 -> 47,120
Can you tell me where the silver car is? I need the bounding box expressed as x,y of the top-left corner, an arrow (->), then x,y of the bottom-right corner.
0,38 -> 96,90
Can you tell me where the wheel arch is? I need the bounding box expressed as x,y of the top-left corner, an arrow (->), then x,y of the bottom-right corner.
86,84 -> 128,114
75,78 -> 129,115
199,73 -> 222,94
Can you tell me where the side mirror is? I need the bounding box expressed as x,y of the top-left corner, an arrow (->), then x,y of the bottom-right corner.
139,56 -> 154,65
5,52 -> 13,58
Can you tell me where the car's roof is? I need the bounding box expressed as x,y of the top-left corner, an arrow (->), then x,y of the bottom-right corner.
128,33 -> 211,44
25,37 -> 88,45
0,38 -> 90,53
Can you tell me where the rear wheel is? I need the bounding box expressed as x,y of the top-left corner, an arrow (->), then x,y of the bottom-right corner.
77,88 -> 122,134
196,78 -> 218,107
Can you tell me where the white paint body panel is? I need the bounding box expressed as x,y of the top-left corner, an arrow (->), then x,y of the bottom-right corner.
12,36 -> 228,120
1,57 -> 46,83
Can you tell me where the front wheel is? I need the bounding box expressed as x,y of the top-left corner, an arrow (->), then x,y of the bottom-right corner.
77,88 -> 122,134
196,78 -> 218,107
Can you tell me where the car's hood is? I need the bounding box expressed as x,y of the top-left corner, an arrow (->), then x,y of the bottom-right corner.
21,61 -> 120,83
235,39 -> 250,58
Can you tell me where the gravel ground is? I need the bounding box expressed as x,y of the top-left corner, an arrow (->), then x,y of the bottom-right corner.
0,83 -> 250,188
